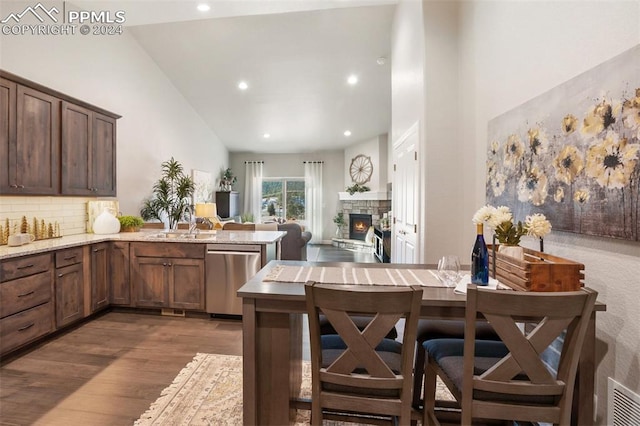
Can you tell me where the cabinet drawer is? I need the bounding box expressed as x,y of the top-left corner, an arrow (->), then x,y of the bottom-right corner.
131,242 -> 204,259
0,271 -> 52,318
0,302 -> 53,354
0,253 -> 52,282
55,247 -> 83,268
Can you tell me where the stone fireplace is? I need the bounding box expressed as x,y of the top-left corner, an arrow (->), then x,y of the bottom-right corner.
334,192 -> 391,242
349,213 -> 372,241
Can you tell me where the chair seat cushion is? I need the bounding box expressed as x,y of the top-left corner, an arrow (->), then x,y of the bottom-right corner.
423,338 -> 508,362
425,339 -> 556,405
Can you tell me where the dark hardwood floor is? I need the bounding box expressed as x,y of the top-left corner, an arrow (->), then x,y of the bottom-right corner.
307,244 -> 377,263
0,312 -> 243,425
0,245 -> 374,425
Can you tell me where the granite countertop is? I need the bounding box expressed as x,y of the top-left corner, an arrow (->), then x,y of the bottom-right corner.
0,230 -> 287,260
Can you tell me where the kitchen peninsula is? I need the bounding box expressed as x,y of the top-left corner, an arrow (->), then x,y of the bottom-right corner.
0,230 -> 285,357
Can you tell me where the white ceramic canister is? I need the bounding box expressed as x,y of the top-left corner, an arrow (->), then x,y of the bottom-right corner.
93,208 -> 121,234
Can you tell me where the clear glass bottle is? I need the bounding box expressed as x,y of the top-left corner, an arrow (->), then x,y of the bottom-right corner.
471,223 -> 489,285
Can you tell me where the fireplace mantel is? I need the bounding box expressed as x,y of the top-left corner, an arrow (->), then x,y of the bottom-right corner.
338,191 -> 390,201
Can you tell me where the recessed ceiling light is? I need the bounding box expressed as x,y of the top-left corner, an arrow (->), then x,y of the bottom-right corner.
344,130 -> 352,137
238,81 -> 248,90
376,57 -> 386,65
197,4 -> 210,12
347,75 -> 358,85
263,133 -> 270,139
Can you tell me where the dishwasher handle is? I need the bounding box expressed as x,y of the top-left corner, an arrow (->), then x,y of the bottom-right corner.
206,244 -> 261,252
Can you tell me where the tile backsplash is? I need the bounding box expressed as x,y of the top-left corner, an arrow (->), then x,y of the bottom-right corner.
0,196 -> 105,236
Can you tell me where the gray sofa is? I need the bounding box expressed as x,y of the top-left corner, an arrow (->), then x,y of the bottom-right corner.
222,221 -> 312,261
277,222 -> 312,261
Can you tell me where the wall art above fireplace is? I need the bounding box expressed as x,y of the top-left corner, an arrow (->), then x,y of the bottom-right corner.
487,45 -> 640,241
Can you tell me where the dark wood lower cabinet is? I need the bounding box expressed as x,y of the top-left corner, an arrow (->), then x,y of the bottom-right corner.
169,259 -> 205,310
1,241 -> 207,357
133,257 -> 204,310
109,241 -> 131,306
130,243 -> 205,310
55,262 -> 84,328
90,243 -> 110,312
0,253 -> 54,355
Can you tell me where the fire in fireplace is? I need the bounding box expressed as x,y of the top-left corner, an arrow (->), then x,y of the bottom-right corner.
349,213 -> 372,241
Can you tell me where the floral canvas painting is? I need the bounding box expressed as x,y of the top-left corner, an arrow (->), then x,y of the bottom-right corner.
487,45 -> 640,241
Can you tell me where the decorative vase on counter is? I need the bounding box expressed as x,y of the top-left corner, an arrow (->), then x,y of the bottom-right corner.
93,208 -> 121,234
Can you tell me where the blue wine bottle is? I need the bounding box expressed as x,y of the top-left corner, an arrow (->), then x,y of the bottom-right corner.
471,223 -> 489,285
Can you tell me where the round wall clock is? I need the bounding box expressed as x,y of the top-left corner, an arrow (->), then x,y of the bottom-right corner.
349,155 -> 373,184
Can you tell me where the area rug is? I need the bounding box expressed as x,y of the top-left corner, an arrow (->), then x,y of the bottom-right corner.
134,353 -> 453,425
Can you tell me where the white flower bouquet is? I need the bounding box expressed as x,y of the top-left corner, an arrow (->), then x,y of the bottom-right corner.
473,205 -> 551,246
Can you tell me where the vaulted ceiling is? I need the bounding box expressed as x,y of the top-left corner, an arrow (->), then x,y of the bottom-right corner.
121,1 -> 395,153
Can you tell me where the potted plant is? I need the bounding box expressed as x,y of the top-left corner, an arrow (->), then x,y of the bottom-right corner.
140,157 -> 195,230
219,168 -> 237,191
118,215 -> 144,232
333,212 -> 345,237
345,183 -> 370,195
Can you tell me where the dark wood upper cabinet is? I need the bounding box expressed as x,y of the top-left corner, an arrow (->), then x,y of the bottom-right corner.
61,102 -> 91,195
1,78 -> 60,195
92,113 -> 117,196
61,103 -> 117,196
0,70 -> 119,197
0,77 -> 16,192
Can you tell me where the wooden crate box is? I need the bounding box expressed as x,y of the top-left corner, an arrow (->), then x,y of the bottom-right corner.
488,245 -> 584,292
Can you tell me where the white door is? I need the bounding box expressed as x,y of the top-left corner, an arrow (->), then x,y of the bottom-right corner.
392,123 -> 419,264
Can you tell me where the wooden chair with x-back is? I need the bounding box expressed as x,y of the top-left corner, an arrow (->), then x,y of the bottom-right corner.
305,282 -> 423,426
421,285 -> 597,426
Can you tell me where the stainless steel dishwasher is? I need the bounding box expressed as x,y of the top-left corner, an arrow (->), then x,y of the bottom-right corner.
205,244 -> 262,315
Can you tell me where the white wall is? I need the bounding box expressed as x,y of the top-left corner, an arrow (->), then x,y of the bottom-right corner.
0,27 -> 228,218
344,134 -> 388,191
229,151 -> 344,242
391,0 -> 426,262
423,1 -> 463,261
454,1 -> 640,422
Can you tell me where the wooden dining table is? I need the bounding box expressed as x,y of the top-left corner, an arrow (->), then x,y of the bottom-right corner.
238,260 -> 605,426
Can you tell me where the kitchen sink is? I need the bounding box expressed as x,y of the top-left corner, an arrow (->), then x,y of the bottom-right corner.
145,230 -> 218,240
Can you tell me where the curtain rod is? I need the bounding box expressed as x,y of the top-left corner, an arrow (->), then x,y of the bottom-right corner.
244,161 -> 264,164
303,161 -> 324,164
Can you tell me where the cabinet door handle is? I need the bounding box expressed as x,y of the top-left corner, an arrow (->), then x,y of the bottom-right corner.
92,249 -> 98,252
168,263 -> 172,267
17,291 -> 35,298
58,273 -> 65,277
17,264 -> 34,270
10,184 -> 18,188
18,323 -> 35,332
64,255 -> 77,260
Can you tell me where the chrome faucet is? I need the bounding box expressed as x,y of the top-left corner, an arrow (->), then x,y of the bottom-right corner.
187,207 -> 199,236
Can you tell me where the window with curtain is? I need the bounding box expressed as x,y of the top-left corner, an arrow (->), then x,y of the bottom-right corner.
305,161 -> 323,244
244,161 -> 263,223
261,178 -> 305,222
